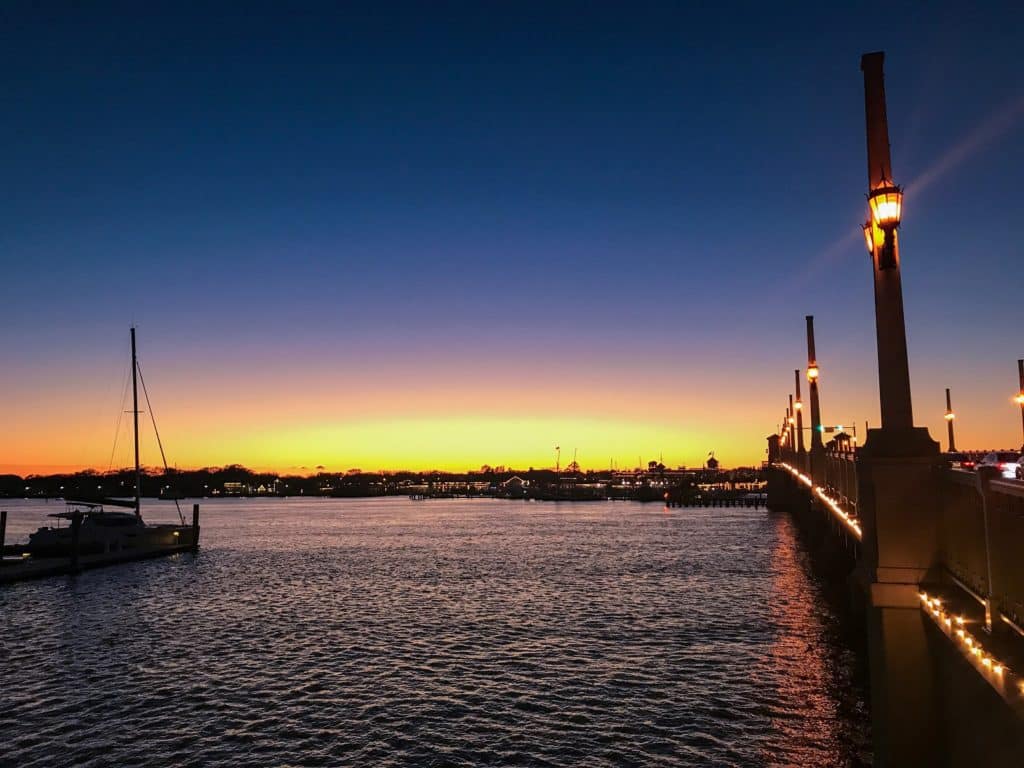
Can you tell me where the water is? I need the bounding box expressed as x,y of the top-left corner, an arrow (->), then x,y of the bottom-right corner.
0,498 -> 871,766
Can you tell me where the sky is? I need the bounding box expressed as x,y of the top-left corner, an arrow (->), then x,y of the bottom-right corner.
1,2 -> 1023,475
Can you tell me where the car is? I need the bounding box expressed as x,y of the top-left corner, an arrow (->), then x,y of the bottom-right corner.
944,451 -> 973,469
977,451 -> 1021,479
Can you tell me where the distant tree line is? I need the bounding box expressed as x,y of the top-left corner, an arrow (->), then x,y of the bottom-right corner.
1,464 -> 765,500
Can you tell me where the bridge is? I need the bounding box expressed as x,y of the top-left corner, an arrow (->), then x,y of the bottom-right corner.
764,52 -> 1024,766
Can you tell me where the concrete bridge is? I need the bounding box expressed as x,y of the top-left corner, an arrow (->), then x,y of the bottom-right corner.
765,52 -> 1024,766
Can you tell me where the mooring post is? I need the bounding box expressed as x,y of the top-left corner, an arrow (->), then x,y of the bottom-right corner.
0,509 -> 7,564
192,503 -> 200,552
855,51 -> 943,767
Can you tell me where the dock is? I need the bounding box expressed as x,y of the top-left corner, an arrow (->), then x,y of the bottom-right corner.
0,505 -> 200,585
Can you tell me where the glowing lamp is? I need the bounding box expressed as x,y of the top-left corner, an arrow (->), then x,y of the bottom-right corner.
862,222 -> 873,254
944,411 -> 955,421
807,365 -> 819,382
793,400 -> 802,410
868,184 -> 903,229
1015,392 -> 1024,405
788,417 -> 795,426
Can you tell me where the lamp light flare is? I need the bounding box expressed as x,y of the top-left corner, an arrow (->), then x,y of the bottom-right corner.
1014,393 -> 1024,405
944,412 -> 955,421
807,365 -> 820,382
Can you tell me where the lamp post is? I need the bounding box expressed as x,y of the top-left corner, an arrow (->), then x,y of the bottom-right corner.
794,369 -> 806,458
857,52 -> 942,767
1016,360 -> 1024,448
861,52 -> 914,431
806,316 -> 824,483
944,388 -> 956,453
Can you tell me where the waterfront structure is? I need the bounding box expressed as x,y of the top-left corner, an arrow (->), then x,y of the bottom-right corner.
768,53 -> 1024,766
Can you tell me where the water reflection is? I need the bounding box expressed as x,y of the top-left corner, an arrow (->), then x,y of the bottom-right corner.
1,498 -> 870,766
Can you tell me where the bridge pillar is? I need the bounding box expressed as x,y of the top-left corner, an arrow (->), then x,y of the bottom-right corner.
856,435 -> 942,766
855,52 -> 946,767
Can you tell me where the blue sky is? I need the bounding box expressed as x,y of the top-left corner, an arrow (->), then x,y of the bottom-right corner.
2,2 -> 1022,470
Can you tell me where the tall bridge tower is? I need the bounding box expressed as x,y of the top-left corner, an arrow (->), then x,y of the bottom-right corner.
857,51 -> 942,765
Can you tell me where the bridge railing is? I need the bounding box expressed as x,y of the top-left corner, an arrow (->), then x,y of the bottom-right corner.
941,468 -> 1024,635
821,443 -> 858,517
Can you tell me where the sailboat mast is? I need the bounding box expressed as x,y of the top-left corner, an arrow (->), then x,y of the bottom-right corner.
131,327 -> 142,517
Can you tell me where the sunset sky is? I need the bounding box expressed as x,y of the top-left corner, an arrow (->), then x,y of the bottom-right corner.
2,3 -> 1022,475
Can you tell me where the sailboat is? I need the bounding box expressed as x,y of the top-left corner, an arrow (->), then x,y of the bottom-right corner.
24,328 -> 198,561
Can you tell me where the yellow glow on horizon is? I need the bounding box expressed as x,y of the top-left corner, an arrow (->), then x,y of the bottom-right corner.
2,409 -> 764,476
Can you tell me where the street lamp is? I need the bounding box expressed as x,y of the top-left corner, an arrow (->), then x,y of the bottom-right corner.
867,180 -> 903,269
1016,359 -> 1024,446
868,183 -> 903,228
807,365 -> 820,382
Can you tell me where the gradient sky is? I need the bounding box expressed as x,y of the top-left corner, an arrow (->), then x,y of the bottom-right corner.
2,2 -> 1023,475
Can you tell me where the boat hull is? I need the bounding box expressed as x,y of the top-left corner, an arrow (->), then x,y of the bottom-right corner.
1,526 -> 197,584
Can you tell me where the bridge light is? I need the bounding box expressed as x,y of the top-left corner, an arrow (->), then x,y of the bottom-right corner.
807,365 -> 819,382
868,183 -> 903,229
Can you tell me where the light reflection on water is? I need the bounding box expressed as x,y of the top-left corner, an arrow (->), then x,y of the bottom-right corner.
0,498 -> 870,766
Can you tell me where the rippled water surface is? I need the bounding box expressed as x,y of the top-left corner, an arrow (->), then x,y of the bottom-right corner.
1,498 -> 870,766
